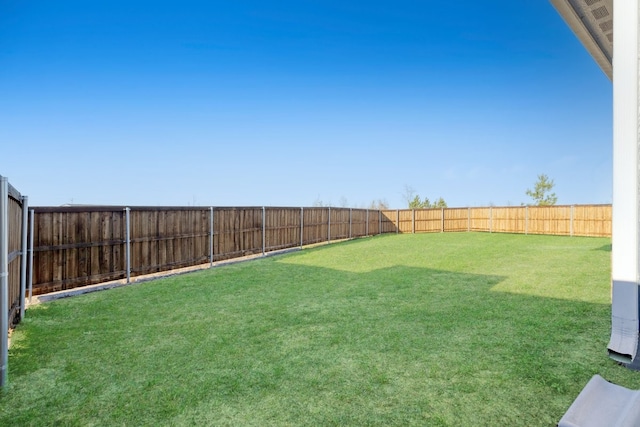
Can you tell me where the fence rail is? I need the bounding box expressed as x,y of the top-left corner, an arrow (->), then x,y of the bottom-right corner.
29,204 -> 612,296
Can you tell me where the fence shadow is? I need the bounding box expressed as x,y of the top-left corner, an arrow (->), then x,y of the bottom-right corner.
4,258 -> 619,425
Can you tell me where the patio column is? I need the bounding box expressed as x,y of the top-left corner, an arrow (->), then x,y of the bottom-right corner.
607,0 -> 640,367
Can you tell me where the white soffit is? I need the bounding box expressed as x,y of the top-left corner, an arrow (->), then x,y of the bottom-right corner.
550,0 -> 613,80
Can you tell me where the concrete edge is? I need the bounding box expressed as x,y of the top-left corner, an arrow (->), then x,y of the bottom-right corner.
27,246 -> 302,306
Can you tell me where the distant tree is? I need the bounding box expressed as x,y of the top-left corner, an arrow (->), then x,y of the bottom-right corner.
369,199 -> 389,210
432,197 -> 447,208
339,196 -> 349,208
404,185 -> 447,209
525,174 -> 557,206
312,197 -> 324,207
408,195 -> 425,209
402,185 -> 417,207
407,194 -> 447,209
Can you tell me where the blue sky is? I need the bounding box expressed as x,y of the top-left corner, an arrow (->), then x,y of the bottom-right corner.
0,1 -> 612,208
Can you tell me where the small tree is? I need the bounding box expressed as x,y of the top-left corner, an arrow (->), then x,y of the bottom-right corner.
525,174 -> 557,206
408,195 -> 448,209
432,197 -> 447,208
404,186 -> 447,209
409,195 -> 430,209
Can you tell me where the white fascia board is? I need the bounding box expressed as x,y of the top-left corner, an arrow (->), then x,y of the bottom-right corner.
550,0 -> 613,80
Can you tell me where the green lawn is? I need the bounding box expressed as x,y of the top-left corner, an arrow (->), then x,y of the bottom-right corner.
2,232 -> 638,426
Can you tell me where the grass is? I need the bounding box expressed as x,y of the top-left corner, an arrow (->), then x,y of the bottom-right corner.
2,232 -> 638,426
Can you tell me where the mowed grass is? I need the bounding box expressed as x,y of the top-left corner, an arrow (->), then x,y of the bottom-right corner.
2,232 -> 639,426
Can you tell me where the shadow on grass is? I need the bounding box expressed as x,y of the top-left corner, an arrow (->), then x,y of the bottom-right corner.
2,258 -> 632,426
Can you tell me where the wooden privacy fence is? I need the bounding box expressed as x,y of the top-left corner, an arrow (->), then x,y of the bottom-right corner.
0,175 -> 30,387
29,204 -> 611,296
380,204 -> 611,237
0,177 -> 29,328
30,206 -> 384,295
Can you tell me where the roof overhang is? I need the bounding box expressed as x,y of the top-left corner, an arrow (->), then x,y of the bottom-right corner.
550,0 -> 613,80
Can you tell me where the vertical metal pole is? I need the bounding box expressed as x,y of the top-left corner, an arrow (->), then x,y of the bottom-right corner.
300,207 -> 304,248
19,196 -> 28,321
262,207 -> 266,255
28,209 -> 34,304
366,209 -> 369,236
441,208 -> 444,233
467,207 -> 471,232
412,209 -> 415,234
125,208 -> 131,284
570,205 -> 574,237
349,208 -> 352,239
0,176 -> 9,388
328,207 -> 331,243
396,210 -> 399,234
525,206 -> 529,235
209,207 -> 214,267
379,210 -> 382,235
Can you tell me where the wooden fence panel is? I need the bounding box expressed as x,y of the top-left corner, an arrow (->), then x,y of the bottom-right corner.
265,208 -> 301,251
572,204 -> 611,237
330,208 -> 351,240
302,208 -> 328,245
528,206 -> 572,236
381,210 -> 398,233
32,208 -> 126,295
444,208 -> 469,232
368,210 -> 380,235
32,211 -> 53,289
130,208 -> 209,276
469,208 -> 490,232
414,209 -> 442,233
350,209 -> 367,237
7,191 -> 23,325
214,208 -> 263,261
491,207 -> 526,234
397,210 -> 413,233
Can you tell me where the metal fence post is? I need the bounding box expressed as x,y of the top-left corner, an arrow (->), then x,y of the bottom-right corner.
0,176 -> 9,388
209,207 -> 214,267
379,210 -> 382,235
328,207 -> 331,243
300,207 -> 304,248
467,207 -> 471,232
262,207 -> 266,255
19,196 -> 28,321
125,208 -> 131,283
349,208 -> 352,239
441,208 -> 445,233
396,210 -> 399,234
525,206 -> 529,235
28,209 -> 34,304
